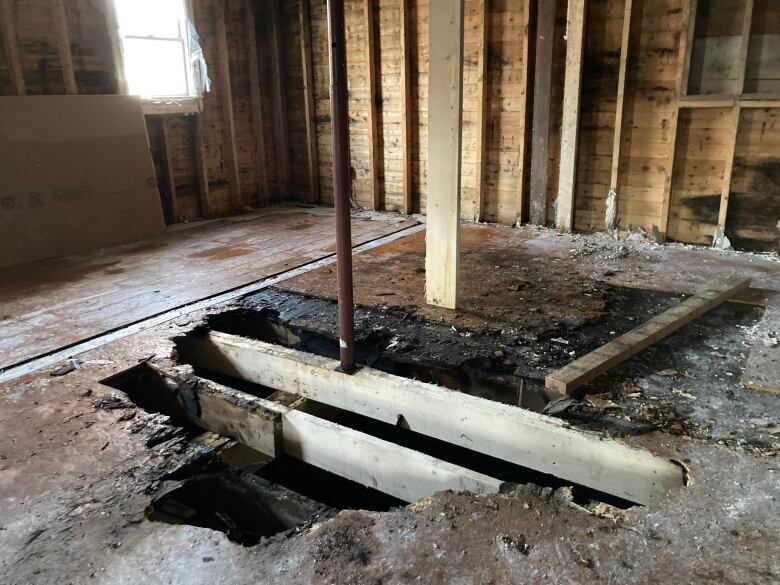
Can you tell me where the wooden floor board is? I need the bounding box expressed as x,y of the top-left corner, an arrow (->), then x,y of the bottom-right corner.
0,206 -> 417,369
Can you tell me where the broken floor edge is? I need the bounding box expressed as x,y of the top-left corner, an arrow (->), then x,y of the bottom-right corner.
178,330 -> 687,506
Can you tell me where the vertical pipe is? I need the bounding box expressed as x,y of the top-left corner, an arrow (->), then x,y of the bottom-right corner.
327,0 -> 356,372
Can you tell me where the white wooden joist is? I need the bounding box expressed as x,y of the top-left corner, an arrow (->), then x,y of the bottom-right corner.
152,370 -> 505,503
178,332 -> 686,505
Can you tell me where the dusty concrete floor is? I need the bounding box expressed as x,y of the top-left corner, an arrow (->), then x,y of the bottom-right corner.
1,224 -> 778,584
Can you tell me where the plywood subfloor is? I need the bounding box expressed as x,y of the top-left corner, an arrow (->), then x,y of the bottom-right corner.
0,206 -> 417,369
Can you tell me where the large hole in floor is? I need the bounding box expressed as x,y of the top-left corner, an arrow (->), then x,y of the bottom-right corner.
104,339 -> 640,545
104,363 -> 405,546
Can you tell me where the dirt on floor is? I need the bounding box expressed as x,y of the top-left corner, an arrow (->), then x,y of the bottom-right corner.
198,284 -> 775,453
1,224 -> 779,584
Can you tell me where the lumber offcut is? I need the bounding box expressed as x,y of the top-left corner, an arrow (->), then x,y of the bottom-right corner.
546,278 -> 751,394
178,332 -> 686,505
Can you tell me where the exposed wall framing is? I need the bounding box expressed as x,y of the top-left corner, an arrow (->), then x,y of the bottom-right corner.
0,0 -> 776,251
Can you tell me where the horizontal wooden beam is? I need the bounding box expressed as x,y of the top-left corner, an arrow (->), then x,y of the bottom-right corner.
178,332 -> 686,505
546,278 -> 751,394
150,368 -> 505,502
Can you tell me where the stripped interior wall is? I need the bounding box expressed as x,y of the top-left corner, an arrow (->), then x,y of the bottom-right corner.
1,0 -> 777,251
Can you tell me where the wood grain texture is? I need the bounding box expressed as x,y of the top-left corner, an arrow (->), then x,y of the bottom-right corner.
214,1 -> 241,210
426,0 -> 464,309
364,0 -> 381,211
555,0 -> 588,232
400,0 -> 413,214
185,330 -> 687,506
269,0 -> 291,198
529,0 -> 556,225
245,0 -> 270,203
546,278 -> 751,394
299,0 -> 320,204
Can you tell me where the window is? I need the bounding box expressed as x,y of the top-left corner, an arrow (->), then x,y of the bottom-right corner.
114,0 -> 197,98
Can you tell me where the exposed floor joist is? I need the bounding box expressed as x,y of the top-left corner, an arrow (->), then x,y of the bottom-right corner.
177,331 -> 686,505
146,370 -> 506,503
546,278 -> 751,394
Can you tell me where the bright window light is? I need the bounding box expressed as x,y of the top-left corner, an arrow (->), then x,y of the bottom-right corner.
114,0 -> 194,98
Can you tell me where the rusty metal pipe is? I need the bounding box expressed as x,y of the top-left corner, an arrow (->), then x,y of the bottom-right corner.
326,0 -> 356,372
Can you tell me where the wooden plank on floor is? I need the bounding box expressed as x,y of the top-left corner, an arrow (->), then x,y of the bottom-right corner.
742,304 -> 780,395
545,278 -> 751,394
426,0 -> 465,309
178,331 -> 687,505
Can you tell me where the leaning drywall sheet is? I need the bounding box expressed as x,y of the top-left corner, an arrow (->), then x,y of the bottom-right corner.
0,95 -> 165,268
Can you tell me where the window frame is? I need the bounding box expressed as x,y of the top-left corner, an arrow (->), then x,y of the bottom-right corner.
107,0 -> 203,114
680,0 -> 780,103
